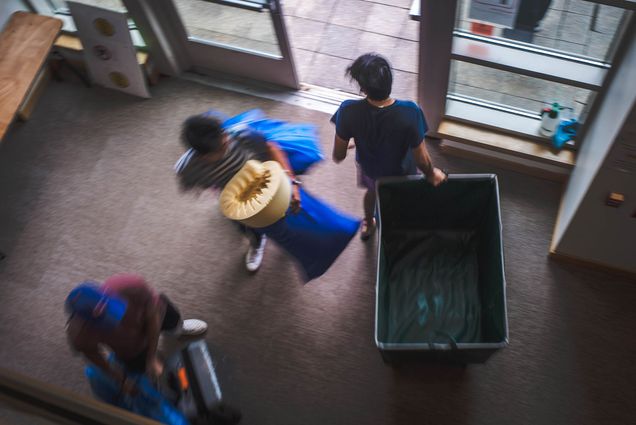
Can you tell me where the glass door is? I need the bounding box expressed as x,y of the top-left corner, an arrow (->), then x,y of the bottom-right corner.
163,0 -> 298,88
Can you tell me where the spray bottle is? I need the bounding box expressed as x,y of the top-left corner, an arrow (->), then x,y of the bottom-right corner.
540,102 -> 562,137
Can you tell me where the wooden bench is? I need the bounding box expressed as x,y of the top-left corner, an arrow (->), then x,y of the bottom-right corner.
0,12 -> 63,142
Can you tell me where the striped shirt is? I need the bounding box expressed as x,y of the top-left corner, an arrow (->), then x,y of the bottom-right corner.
175,131 -> 271,191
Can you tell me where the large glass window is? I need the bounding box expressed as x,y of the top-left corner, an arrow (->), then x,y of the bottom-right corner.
455,0 -> 630,63
449,60 -> 592,119
173,0 -> 281,57
39,0 -> 280,56
447,0 -> 633,145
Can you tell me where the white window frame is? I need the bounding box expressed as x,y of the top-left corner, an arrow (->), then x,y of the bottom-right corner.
415,0 -> 636,150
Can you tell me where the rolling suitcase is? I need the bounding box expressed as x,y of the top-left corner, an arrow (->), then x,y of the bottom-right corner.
162,340 -> 241,425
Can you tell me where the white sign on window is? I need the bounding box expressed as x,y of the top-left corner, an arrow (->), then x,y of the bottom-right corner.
468,0 -> 521,28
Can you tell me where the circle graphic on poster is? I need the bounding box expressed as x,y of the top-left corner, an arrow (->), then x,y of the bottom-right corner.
109,72 -> 130,88
93,18 -> 115,36
93,45 -> 112,60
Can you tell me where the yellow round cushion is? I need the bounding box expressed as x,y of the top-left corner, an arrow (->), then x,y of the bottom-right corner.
219,160 -> 292,228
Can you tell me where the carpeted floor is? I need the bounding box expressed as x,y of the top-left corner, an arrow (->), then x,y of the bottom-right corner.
0,76 -> 635,425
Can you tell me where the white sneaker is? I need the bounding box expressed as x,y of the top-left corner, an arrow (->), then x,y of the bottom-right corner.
179,319 -> 208,336
245,235 -> 267,272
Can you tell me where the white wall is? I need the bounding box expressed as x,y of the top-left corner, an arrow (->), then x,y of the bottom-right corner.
0,0 -> 27,30
551,30 -> 636,273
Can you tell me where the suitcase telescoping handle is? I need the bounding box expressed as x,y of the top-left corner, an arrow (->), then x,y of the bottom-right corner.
182,340 -> 242,424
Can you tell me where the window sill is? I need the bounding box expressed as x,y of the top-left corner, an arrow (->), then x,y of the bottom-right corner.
437,118 -> 575,182
445,98 -> 578,147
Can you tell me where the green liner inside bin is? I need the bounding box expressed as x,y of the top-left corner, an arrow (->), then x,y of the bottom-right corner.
376,175 -> 508,351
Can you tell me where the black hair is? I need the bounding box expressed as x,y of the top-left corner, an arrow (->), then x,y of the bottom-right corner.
181,115 -> 225,154
346,53 -> 393,101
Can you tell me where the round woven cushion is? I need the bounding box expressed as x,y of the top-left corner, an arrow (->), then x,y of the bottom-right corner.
219,160 -> 291,228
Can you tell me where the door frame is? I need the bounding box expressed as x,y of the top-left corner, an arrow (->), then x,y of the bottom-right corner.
124,0 -> 298,88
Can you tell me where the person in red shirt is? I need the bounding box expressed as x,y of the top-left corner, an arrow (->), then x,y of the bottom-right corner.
65,274 -> 207,394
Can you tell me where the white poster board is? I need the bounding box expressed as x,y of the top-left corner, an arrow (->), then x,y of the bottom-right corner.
67,1 -> 150,98
468,0 -> 521,28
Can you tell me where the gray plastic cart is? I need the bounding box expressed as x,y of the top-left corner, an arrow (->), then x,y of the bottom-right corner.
375,174 -> 508,363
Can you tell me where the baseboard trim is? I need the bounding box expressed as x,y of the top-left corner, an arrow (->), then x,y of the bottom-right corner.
549,250 -> 636,280
181,71 -> 360,115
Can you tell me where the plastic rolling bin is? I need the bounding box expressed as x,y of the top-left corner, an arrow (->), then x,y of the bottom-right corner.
375,174 -> 508,364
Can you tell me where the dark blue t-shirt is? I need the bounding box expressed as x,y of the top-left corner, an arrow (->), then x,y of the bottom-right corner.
331,99 -> 427,179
